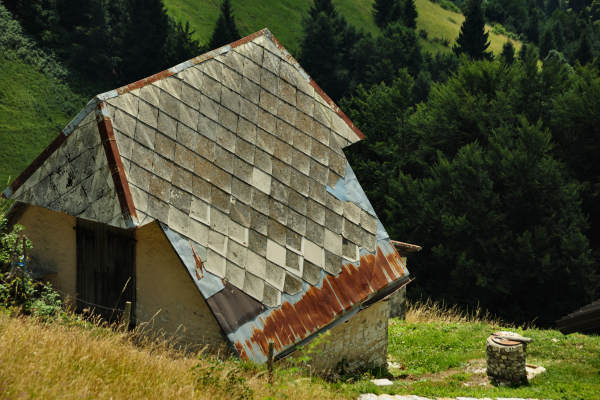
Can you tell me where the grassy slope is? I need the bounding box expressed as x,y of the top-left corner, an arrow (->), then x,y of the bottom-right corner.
163,0 -> 520,55
1,306 -> 598,399
0,312 -> 344,400
0,56 -> 86,185
415,0 -> 521,54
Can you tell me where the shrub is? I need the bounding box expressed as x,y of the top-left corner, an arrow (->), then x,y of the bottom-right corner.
0,203 -> 62,318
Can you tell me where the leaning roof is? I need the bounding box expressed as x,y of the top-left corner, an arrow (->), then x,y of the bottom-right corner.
3,29 -> 409,362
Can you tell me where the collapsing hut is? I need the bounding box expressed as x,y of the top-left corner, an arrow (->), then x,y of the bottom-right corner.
3,29 -> 412,370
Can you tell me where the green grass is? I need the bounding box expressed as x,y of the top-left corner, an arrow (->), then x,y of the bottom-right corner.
341,319 -> 600,400
0,55 -> 86,186
415,0 -> 521,55
163,0 -> 520,56
0,298 -> 598,399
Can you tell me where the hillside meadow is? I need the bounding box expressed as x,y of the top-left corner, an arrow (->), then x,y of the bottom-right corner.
0,55 -> 85,186
163,0 -> 520,55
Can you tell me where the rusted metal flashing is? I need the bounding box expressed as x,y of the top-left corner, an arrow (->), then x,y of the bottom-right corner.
266,32 -> 365,142
95,102 -> 138,228
390,240 -> 422,255
230,241 -> 407,362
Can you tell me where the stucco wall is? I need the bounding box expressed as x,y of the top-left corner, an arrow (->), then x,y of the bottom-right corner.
15,205 -> 76,296
308,300 -> 390,372
135,222 -> 227,351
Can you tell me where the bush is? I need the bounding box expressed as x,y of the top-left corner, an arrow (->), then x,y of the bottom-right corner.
0,203 -> 62,318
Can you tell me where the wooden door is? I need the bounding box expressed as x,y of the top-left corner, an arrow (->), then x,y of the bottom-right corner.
76,219 -> 135,326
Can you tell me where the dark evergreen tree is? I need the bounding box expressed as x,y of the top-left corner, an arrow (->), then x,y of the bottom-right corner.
121,0 -> 170,83
574,30 -> 593,64
546,0 -> 561,14
208,0 -> 240,50
300,0 -> 361,100
500,41 -> 516,64
569,0 -> 589,13
165,20 -> 203,66
453,0 -> 491,60
373,0 -> 402,28
402,0 -> 418,29
591,0 -> 600,19
540,27 -> 556,58
526,0 -> 540,43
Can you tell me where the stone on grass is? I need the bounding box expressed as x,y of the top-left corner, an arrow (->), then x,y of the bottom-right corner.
371,378 -> 394,386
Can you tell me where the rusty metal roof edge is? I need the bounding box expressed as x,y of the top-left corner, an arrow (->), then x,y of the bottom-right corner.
264,30 -> 365,143
226,238 -> 409,363
95,102 -> 139,228
277,274 -> 411,361
390,240 -> 422,254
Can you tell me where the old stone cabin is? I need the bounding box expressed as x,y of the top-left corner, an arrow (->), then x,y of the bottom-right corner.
3,29 -> 414,370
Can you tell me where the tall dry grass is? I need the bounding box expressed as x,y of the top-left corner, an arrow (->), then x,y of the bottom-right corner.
405,299 -> 503,326
0,312 -> 346,400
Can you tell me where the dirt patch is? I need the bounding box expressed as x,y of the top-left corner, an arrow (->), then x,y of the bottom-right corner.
387,359 -> 493,387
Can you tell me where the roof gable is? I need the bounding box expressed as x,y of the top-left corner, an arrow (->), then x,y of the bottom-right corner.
6,105 -> 133,228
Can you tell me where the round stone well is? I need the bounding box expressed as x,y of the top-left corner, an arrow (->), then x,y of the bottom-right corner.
486,331 -> 532,386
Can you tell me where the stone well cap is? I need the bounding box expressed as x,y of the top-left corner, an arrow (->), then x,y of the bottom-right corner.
491,331 -> 532,346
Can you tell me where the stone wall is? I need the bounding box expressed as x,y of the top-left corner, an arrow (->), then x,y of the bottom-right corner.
308,300 -> 390,372
388,286 -> 407,319
486,336 -> 527,385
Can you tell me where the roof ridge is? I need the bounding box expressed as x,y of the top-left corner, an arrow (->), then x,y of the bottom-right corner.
3,28 -> 365,200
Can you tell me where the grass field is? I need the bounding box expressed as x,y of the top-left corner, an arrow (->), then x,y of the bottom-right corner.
163,0 -> 521,55
0,302 -> 597,399
0,56 -> 86,185
345,302 -> 600,399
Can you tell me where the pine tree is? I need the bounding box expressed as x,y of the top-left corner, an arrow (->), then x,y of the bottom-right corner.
300,0 -> 359,100
208,0 -> 240,49
526,0 -> 539,43
121,0 -> 170,83
540,28 -> 555,58
501,41 -> 516,64
574,31 -> 593,65
547,0 -> 561,14
402,0 -> 418,29
453,0 -> 491,60
591,0 -> 600,19
569,0 -> 588,13
372,0 -> 402,29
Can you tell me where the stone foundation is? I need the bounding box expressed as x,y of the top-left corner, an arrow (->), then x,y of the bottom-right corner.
388,286 -> 407,319
308,300 -> 390,372
486,335 -> 527,385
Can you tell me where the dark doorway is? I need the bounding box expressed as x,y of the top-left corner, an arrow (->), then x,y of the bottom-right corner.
76,219 -> 135,326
